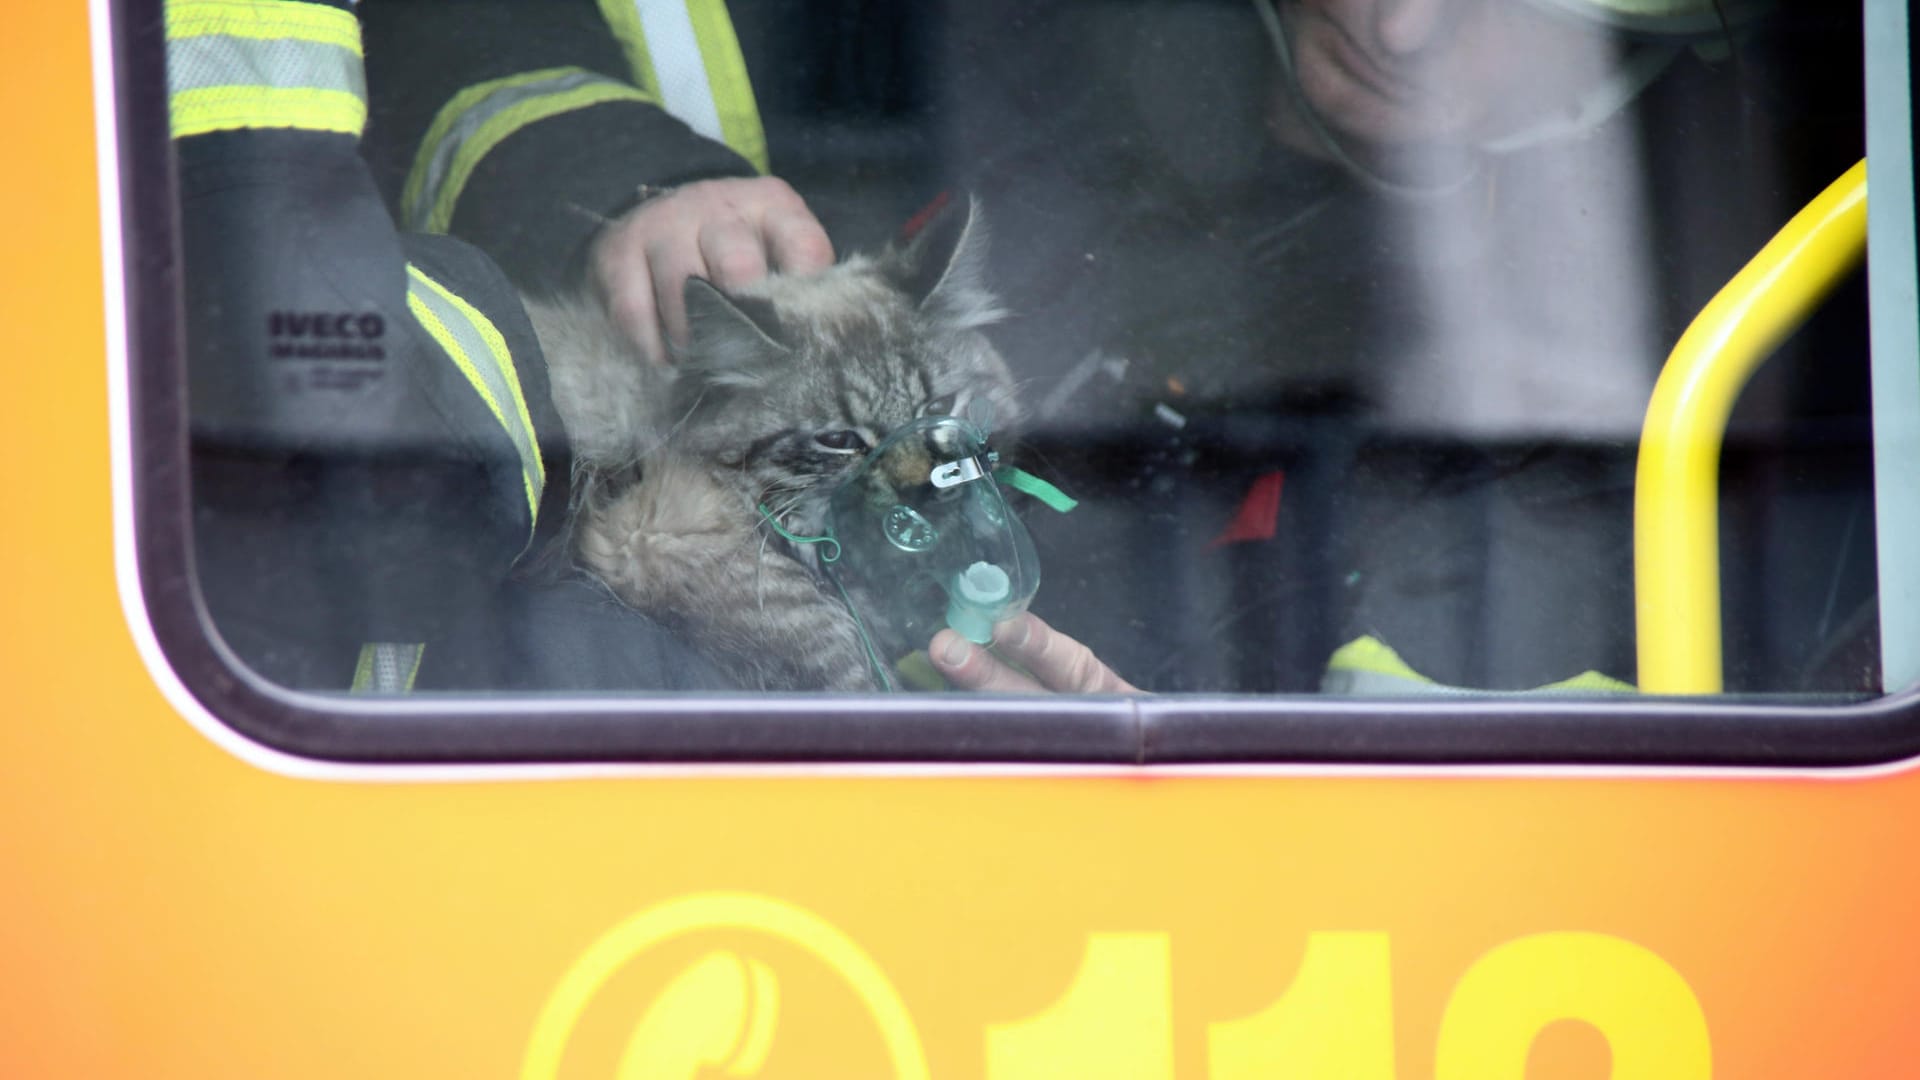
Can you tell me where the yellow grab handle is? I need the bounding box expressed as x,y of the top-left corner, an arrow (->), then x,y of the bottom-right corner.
1635,159 -> 1868,693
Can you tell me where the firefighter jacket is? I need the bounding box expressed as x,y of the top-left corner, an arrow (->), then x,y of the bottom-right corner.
169,0 -> 733,691
356,0 -> 766,293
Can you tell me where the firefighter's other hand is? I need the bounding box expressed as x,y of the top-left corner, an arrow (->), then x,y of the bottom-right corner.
931,613 -> 1140,694
591,177 -> 834,365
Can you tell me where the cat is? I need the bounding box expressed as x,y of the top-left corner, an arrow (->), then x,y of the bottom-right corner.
527,199 -> 1022,691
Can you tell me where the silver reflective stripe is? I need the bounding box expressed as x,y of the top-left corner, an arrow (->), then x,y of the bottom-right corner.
405,266 -> 545,528
352,643 -> 425,694
402,69 -> 610,232
165,0 -> 367,138
167,34 -> 366,99
630,0 -> 725,146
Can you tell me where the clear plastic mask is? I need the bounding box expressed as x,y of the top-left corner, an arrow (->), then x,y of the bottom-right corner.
824,414 -> 1041,652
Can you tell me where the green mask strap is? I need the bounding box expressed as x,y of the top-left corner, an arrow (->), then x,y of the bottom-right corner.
756,502 -> 842,562
755,503 -> 892,691
994,466 -> 1078,513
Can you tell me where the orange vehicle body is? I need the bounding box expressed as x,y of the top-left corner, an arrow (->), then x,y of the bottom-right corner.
6,4 -> 1919,1077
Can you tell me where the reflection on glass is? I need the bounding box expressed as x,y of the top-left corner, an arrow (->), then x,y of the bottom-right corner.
174,0 -> 1874,699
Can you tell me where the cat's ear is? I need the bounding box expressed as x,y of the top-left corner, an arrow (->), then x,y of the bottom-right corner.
892,195 -> 1006,331
678,277 -> 790,387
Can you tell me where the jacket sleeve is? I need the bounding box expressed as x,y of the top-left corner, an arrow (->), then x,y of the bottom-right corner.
358,0 -> 766,292
169,0 -> 568,687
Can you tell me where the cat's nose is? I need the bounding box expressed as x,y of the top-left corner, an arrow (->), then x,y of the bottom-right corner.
884,443 -> 933,488
929,425 -> 967,457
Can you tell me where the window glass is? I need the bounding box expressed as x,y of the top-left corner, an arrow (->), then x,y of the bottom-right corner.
160,0 -> 1884,719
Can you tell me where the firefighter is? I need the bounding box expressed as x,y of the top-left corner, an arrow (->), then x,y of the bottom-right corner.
173,0 -> 747,690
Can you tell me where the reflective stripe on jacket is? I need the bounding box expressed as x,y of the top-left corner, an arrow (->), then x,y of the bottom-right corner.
167,0 -> 548,542
1321,636 -> 1636,696
594,0 -> 767,171
166,0 -> 367,137
168,0 -> 568,690
401,0 -> 766,239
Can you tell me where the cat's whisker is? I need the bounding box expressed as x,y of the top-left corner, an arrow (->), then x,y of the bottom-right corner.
657,387 -> 708,448
755,479 -> 814,516
768,493 -> 806,527
754,528 -> 773,614
750,492 -> 807,614
628,387 -> 712,461
560,200 -> 617,228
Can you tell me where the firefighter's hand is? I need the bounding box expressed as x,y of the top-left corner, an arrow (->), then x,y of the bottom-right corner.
931,613 -> 1140,694
591,177 -> 834,365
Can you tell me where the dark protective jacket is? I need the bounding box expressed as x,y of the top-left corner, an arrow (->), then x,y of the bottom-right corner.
172,0 -> 734,690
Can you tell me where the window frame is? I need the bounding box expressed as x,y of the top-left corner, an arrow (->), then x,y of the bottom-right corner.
112,0 -> 1920,768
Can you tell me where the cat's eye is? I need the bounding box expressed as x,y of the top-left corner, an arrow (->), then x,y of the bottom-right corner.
814,429 -> 870,452
922,393 -> 958,417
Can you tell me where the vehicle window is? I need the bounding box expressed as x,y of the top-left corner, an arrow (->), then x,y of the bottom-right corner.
126,0 -> 1914,762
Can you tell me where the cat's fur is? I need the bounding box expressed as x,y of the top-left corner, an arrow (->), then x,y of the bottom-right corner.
528,201 -> 1020,691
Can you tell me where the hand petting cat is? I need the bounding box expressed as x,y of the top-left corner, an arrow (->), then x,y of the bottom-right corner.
931,614 -> 1140,694
590,177 -> 835,366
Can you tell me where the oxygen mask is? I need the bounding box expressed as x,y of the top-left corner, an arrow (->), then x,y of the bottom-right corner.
759,404 -> 1074,689
826,412 -> 1041,646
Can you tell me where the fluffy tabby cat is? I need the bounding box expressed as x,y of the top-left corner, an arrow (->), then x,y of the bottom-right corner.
527,200 -> 1021,691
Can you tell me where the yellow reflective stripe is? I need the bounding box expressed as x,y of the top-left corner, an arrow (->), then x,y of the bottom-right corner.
351,643 -> 425,693
1324,635 -> 1433,684
165,0 -> 361,52
405,68 -> 571,230
165,0 -> 366,137
403,68 -> 654,234
1539,669 -> 1638,694
595,0 -> 662,99
414,270 -> 544,467
594,0 -> 767,173
1322,636 -> 1636,695
404,265 -> 546,528
169,86 -> 365,138
685,0 -> 768,172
